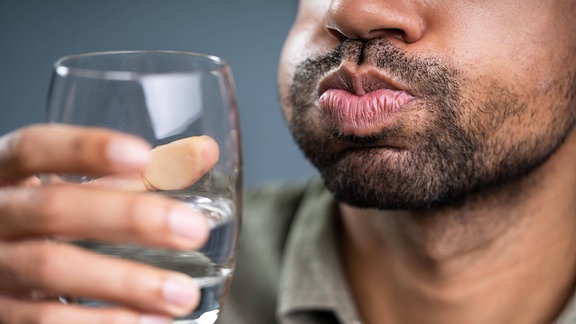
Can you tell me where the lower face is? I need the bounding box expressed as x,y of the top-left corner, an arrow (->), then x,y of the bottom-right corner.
279,32 -> 576,211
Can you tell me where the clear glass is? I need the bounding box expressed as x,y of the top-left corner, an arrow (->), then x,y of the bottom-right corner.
45,51 -> 242,324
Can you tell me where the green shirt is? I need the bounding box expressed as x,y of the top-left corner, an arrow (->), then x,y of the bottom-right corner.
217,179 -> 576,324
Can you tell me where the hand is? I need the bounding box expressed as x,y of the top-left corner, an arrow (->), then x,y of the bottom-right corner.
0,124 -> 219,324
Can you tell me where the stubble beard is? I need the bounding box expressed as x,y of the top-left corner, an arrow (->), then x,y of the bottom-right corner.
286,39 -> 576,211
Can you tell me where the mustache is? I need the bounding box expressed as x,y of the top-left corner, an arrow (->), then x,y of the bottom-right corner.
289,38 -> 466,147
292,38 -> 461,101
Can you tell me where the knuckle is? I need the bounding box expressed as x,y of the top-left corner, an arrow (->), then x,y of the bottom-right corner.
4,126 -> 35,172
0,128 -> 23,162
0,242 -> 51,289
114,261 -> 161,302
34,185 -> 72,226
125,194 -> 167,237
1,302 -> 56,324
29,243 -> 69,287
33,186 -> 68,225
0,188 -> 50,239
0,186 -> 73,239
0,187 -> 24,219
120,266 -> 145,294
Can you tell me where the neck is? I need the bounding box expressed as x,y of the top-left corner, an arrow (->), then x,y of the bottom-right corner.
340,129 -> 576,324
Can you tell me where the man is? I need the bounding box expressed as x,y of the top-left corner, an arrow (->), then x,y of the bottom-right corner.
0,0 -> 575,323
223,0 -> 576,323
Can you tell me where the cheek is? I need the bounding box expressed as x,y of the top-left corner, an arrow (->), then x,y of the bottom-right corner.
277,48 -> 295,122
278,6 -> 340,122
434,8 -> 576,148
278,26 -> 302,122
440,31 -> 572,135
457,66 -> 573,162
278,33 -> 321,122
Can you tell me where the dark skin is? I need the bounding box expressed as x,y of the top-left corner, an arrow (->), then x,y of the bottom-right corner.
278,0 -> 576,323
0,0 -> 575,323
0,125 -> 217,323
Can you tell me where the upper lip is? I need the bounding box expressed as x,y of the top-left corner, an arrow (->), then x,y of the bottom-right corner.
317,64 -> 412,97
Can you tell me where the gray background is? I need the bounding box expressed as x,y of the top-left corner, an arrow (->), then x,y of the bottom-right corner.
0,0 -> 317,186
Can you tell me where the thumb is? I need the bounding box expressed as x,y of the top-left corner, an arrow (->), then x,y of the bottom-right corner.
87,136 -> 220,191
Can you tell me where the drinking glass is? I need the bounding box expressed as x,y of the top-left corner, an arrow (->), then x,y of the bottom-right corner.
45,50 -> 242,323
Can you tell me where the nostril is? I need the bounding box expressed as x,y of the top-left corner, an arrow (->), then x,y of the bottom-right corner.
327,26 -> 409,43
366,28 -> 407,42
327,27 -> 351,42
324,0 -> 424,44
382,28 -> 406,41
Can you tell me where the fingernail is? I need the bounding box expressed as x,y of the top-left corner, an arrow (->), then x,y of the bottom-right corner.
140,315 -> 171,324
169,205 -> 208,243
163,276 -> 198,309
107,138 -> 151,168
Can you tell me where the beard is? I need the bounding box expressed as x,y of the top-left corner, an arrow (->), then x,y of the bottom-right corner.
286,39 -> 576,211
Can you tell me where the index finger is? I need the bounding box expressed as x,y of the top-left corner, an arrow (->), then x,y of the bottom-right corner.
0,124 -> 151,184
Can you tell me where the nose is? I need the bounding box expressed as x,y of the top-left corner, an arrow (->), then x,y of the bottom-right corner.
326,0 -> 424,44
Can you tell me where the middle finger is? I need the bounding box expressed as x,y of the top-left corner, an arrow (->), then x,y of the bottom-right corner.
0,185 -> 209,250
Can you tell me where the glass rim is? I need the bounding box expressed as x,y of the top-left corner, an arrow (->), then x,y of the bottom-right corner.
53,50 -> 230,80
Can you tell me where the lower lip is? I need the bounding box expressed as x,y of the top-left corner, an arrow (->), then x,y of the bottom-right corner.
318,89 -> 414,136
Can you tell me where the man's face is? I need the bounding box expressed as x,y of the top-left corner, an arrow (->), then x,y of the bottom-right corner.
278,0 -> 576,210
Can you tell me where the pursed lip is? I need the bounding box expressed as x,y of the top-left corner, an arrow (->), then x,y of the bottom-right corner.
317,64 -> 416,136
318,64 -> 412,96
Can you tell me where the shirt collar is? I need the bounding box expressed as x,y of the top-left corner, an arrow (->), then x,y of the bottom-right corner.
277,180 -> 362,324
275,179 -> 576,323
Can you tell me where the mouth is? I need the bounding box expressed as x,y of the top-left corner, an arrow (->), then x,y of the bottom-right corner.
317,65 -> 415,136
